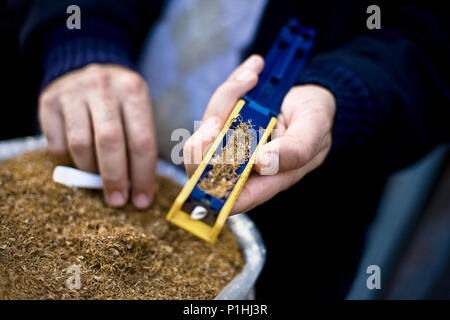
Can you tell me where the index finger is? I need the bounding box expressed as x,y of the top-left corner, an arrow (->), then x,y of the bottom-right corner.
202,54 -> 265,123
121,89 -> 157,209
184,55 -> 264,176
89,93 -> 129,207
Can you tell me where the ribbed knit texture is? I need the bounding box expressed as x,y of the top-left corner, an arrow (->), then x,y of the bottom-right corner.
297,61 -> 375,153
41,18 -> 135,90
41,17 -> 376,156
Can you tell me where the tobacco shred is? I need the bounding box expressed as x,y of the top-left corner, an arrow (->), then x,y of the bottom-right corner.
198,116 -> 254,199
0,151 -> 243,299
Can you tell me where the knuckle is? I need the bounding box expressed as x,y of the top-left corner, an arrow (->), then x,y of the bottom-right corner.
85,63 -> 103,74
213,82 -> 236,101
129,133 -> 154,154
39,92 -> 53,108
97,126 -> 122,148
220,76 -> 254,95
221,80 -> 238,92
216,82 -> 232,95
68,134 -> 91,153
132,178 -> 153,194
59,93 -> 75,107
89,70 -> 110,90
120,73 -> 145,96
48,143 -> 68,159
101,175 -> 126,190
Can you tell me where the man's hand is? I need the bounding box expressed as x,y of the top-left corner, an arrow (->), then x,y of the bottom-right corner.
184,55 -> 336,214
39,63 -> 157,209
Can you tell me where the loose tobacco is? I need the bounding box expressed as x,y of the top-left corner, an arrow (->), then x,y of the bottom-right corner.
198,116 -> 254,199
0,151 -> 243,299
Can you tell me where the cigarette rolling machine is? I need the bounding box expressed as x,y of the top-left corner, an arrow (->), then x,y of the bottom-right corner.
167,19 -> 316,242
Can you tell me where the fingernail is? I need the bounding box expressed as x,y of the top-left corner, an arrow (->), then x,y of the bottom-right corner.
109,191 -> 125,207
133,193 -> 150,209
263,152 -> 273,166
237,70 -> 254,81
261,152 -> 279,175
245,56 -> 260,69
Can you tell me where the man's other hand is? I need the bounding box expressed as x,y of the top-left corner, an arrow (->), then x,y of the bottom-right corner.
39,64 -> 157,209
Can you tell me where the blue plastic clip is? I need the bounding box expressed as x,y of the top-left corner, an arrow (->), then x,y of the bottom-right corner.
188,18 -> 316,216
244,18 -> 316,117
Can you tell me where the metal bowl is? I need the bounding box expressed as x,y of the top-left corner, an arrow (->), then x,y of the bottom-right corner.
0,135 -> 266,299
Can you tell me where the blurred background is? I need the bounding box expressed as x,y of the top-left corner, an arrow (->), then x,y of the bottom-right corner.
0,3 -> 39,140
348,145 -> 450,299
1,1 -> 449,299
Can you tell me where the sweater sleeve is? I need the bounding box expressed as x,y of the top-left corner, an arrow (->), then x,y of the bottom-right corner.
40,18 -> 135,90
298,5 -> 450,171
8,0 -> 165,90
297,61 -> 375,155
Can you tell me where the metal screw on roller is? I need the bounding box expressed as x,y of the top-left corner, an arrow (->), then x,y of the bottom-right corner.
191,206 -> 208,220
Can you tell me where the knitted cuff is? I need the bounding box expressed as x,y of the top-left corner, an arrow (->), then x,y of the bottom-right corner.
41,18 -> 136,90
297,61 -> 375,153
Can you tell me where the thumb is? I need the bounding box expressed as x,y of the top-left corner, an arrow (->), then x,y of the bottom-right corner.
255,133 -> 316,174
184,55 -> 265,176
184,117 -> 221,177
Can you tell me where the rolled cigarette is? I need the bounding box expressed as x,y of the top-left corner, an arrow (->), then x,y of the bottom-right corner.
53,166 -> 103,189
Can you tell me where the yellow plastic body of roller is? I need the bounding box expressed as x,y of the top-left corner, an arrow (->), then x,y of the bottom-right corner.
166,99 -> 277,243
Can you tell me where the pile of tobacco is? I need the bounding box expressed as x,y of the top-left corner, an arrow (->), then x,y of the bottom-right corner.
0,151 -> 243,299
199,116 -> 254,199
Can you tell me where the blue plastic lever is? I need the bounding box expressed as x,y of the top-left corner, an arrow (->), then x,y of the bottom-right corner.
187,19 -> 316,217
244,18 -> 316,117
